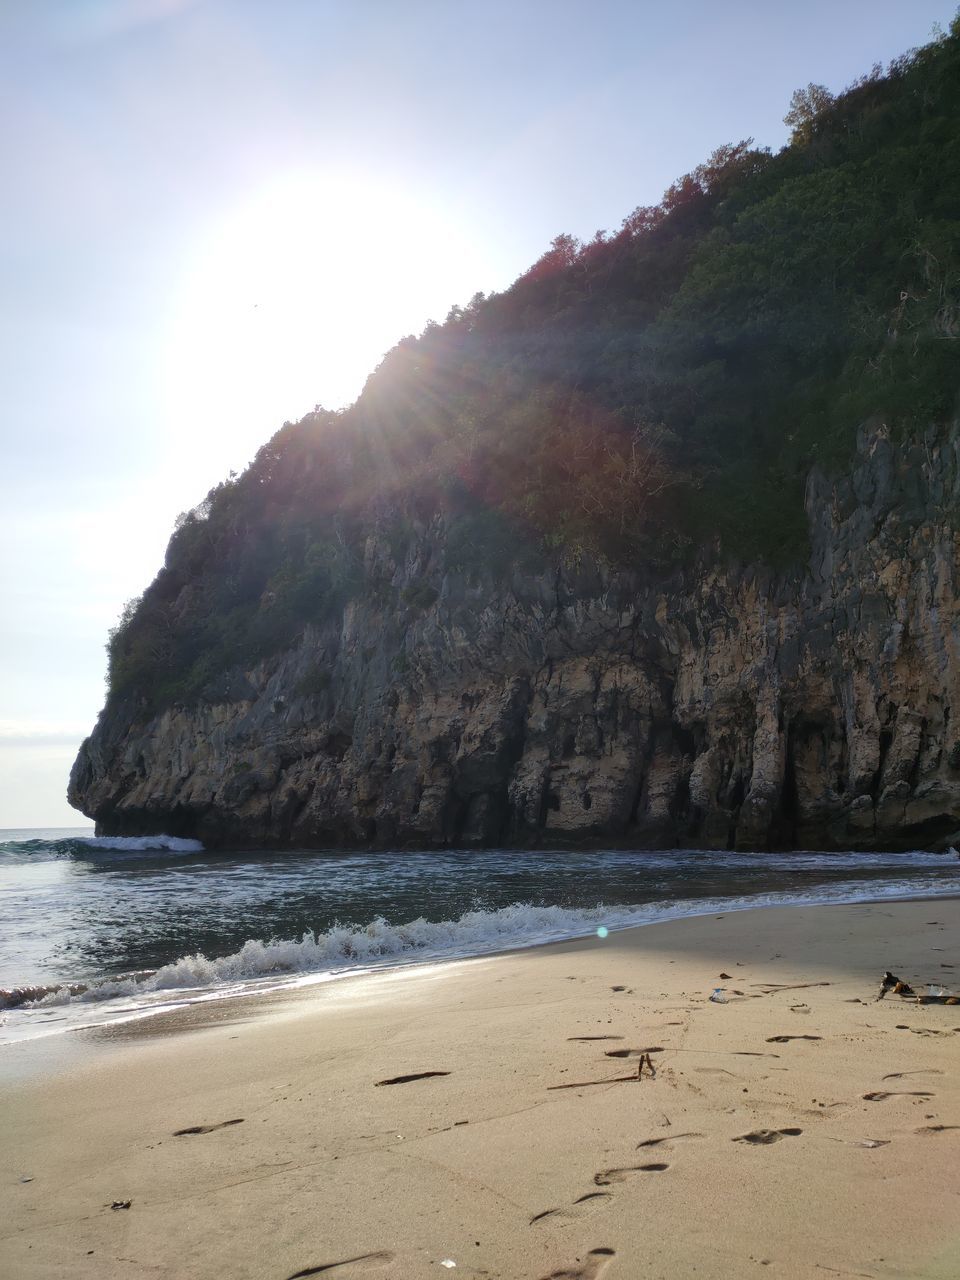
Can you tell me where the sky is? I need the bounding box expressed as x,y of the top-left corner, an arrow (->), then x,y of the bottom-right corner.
1,0 -> 956,827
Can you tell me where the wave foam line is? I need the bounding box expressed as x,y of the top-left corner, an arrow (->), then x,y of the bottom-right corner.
0,983 -> 89,1010
19,875 -> 960,1012
1,971 -> 156,1010
77,835 -> 204,852
0,833 -> 205,859
25,903 -> 615,1007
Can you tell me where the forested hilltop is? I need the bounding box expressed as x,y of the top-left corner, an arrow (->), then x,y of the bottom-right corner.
106,23 -> 960,715
72,25 -> 960,853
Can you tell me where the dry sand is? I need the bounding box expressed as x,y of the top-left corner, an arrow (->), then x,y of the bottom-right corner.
3,899 -> 960,1280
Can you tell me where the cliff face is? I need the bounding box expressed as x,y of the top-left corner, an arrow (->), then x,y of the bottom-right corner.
70,423 -> 960,851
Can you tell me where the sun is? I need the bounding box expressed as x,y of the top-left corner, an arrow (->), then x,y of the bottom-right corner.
162,169 -> 486,480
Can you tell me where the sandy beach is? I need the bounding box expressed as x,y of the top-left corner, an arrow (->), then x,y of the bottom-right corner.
3,898 -> 960,1280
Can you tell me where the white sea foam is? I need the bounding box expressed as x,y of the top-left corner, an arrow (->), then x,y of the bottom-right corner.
25,875 -> 957,1017
28,903 -> 617,1007
76,835 -> 204,853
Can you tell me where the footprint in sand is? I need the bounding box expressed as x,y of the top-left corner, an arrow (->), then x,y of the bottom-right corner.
862,1091 -> 934,1102
286,1252 -> 395,1278
374,1072 -> 450,1086
603,1046 -> 664,1058
173,1118 -> 244,1136
530,1192 -> 613,1225
636,1132 -> 702,1149
766,1035 -> 822,1044
733,1128 -> 802,1145
594,1162 -> 668,1185
894,1026 -> 950,1036
539,1247 -> 616,1280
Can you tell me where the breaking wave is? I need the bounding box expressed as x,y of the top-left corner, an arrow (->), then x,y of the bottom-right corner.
11,874 -> 957,1020
78,835 -> 204,852
0,833 -> 203,860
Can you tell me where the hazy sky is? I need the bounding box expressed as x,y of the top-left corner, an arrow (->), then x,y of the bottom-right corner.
2,0 -> 956,827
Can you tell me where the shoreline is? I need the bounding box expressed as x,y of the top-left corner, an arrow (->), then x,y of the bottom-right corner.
4,898 -> 960,1278
5,880 -> 960,1056
79,821 -> 960,855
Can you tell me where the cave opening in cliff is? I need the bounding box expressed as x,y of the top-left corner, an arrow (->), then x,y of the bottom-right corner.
777,728 -> 802,849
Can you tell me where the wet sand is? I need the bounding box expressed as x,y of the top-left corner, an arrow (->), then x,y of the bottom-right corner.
3,899 -> 960,1279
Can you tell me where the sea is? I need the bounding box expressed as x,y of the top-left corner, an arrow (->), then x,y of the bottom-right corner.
2,826 -> 958,1046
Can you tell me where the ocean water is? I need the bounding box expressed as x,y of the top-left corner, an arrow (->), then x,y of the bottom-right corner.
1,827 -> 958,1045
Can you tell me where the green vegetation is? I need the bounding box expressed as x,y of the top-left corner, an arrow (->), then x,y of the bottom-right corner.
108,21 -> 960,713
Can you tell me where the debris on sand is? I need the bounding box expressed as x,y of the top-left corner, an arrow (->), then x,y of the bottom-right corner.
825,1137 -> 889,1149
878,971 -> 914,1000
549,1050 -> 659,1090
877,971 -> 959,1004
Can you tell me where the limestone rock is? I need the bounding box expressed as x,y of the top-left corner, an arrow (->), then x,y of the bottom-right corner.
70,422 -> 960,851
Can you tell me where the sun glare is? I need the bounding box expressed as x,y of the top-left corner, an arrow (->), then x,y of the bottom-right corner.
162,170 -> 486,477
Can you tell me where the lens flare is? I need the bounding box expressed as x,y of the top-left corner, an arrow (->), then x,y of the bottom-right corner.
596,926 -> 608,938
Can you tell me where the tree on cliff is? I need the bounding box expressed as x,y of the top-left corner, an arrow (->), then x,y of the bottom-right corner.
782,82 -> 835,144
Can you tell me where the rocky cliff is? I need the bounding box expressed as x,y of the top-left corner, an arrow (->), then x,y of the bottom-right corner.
70,421 -> 960,851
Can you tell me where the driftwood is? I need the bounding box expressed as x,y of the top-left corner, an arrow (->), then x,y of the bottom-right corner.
548,1073 -> 641,1090
549,1051 -> 658,1090
636,1051 -> 657,1079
